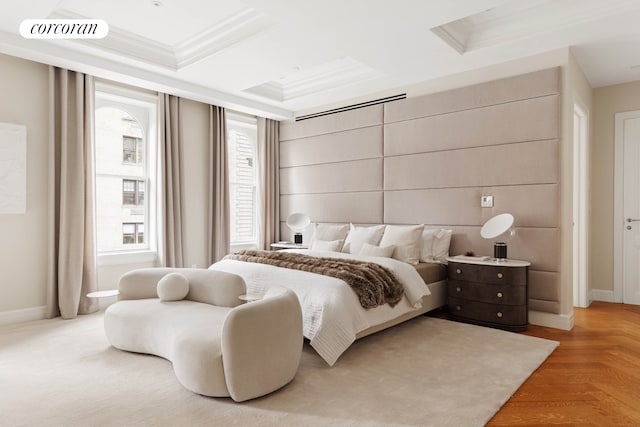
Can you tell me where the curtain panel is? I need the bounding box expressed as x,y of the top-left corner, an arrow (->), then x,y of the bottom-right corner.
158,94 -> 184,267
47,67 -> 98,319
207,105 -> 229,264
258,117 -> 280,249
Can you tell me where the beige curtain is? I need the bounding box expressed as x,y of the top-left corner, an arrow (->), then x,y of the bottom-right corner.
258,117 -> 280,249
47,67 -> 98,319
207,105 -> 229,264
159,94 -> 184,267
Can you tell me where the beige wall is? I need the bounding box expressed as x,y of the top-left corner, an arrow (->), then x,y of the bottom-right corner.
0,53 -> 216,320
0,54 -> 49,315
562,52 -> 594,313
287,48 -> 590,328
590,81 -> 640,294
281,68 -> 564,316
2,45 -> 629,324
179,98 -> 211,269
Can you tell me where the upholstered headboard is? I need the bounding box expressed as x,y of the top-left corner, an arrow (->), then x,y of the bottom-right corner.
279,67 -> 561,314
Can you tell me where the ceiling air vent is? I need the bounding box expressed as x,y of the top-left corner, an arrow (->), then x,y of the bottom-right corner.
295,94 -> 406,121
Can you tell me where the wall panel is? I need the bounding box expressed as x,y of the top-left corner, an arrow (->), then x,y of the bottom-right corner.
384,95 -> 559,156
278,67 -> 561,314
280,104 -> 382,141
280,125 -> 382,167
385,184 -> 558,228
384,140 -> 559,190
280,192 -> 383,225
384,67 -> 561,123
281,159 -> 382,195
528,271 -> 561,313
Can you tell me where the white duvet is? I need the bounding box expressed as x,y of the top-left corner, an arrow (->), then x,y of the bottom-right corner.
209,249 -> 430,366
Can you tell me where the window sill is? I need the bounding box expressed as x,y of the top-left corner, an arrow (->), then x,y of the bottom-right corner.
230,242 -> 258,252
98,250 -> 157,266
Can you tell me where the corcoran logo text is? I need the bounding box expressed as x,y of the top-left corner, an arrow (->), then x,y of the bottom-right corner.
20,19 -> 109,39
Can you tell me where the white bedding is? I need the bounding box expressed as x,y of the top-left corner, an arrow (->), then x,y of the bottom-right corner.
209,249 -> 430,366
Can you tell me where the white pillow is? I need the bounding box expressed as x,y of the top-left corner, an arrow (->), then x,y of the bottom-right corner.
310,239 -> 342,252
420,228 -> 453,263
379,224 -> 424,265
392,244 -> 421,265
420,229 -> 441,261
157,272 -> 189,301
359,243 -> 395,258
433,229 -> 453,261
311,223 -> 349,250
342,224 -> 386,254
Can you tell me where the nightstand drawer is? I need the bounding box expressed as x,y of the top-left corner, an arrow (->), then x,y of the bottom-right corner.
448,297 -> 528,326
448,262 -> 526,286
448,280 -> 526,305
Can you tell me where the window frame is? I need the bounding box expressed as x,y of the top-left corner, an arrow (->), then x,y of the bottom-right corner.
122,222 -> 145,245
122,135 -> 144,165
227,112 -> 259,251
94,82 -> 158,266
122,178 -> 145,206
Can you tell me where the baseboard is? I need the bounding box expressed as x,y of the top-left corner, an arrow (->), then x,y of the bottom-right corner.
529,310 -> 573,331
0,306 -> 47,326
589,289 -> 618,303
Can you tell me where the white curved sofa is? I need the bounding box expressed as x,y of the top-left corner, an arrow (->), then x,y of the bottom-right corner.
104,268 -> 303,402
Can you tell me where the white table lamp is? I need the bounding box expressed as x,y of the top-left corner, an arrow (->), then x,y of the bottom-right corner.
286,213 -> 310,244
480,213 -> 515,261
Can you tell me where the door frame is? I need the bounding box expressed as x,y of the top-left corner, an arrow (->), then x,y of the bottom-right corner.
573,101 -> 589,308
613,110 -> 640,302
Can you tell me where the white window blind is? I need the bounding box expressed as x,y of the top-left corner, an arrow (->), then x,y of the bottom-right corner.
227,115 -> 258,247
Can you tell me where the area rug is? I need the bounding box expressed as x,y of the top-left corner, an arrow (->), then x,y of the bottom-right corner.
0,313 -> 557,426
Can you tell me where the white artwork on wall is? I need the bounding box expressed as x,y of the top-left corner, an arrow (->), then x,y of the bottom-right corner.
0,123 -> 27,214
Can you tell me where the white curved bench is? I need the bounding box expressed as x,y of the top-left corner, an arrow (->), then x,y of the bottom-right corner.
104,268 -> 303,402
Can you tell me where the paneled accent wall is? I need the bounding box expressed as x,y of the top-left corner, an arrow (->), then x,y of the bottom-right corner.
279,67 -> 561,314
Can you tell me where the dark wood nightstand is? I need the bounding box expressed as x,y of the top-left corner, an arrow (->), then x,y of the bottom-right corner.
446,255 -> 530,332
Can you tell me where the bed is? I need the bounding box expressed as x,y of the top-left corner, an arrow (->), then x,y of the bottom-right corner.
209,248 -> 447,366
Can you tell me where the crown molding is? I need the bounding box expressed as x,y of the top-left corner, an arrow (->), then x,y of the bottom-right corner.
0,30 -> 292,120
245,57 -> 382,102
49,7 -> 271,71
245,81 -> 283,102
431,0 -> 640,54
174,8 -> 271,69
50,9 -> 176,69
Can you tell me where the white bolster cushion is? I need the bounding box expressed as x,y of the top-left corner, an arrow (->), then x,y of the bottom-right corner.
185,269 -> 246,308
157,272 -> 190,301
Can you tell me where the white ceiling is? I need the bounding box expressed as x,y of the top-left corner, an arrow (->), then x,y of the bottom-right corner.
1,0 -> 640,120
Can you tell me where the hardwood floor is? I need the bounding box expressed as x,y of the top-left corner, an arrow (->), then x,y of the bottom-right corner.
487,301 -> 640,426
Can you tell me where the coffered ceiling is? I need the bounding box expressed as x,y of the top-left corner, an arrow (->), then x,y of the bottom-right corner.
1,0 -> 640,120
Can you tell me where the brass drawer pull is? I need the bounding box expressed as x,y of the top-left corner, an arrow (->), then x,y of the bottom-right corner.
456,268 -> 462,274
497,292 -> 503,298
497,312 -> 503,318
497,272 -> 503,279
456,287 -> 461,293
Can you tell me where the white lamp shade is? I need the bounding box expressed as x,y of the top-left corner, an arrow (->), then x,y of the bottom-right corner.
480,213 -> 514,239
286,212 -> 310,232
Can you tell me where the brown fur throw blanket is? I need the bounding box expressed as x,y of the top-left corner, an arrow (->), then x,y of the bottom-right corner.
224,250 -> 404,309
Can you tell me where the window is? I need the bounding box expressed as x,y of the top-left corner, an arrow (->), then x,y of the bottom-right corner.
95,83 -> 157,260
227,114 -> 259,248
122,222 -> 144,245
122,179 -> 144,206
122,136 -> 143,164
